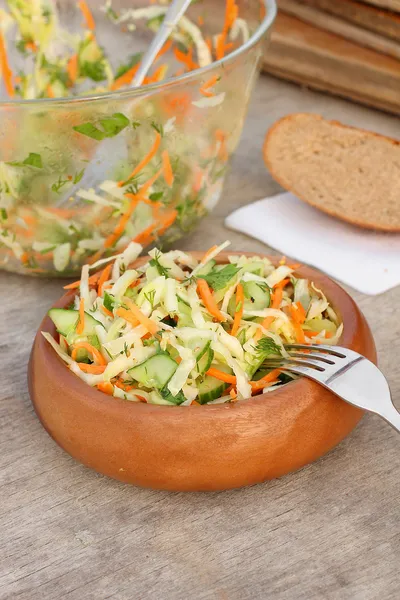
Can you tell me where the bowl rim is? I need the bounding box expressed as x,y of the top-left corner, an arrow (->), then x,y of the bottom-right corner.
0,0 -> 277,107
36,250 -> 366,415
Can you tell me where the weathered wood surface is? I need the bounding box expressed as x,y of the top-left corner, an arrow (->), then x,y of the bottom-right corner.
1,76 -> 399,600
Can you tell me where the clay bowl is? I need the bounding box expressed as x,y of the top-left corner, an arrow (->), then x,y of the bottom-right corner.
29,252 -> 376,491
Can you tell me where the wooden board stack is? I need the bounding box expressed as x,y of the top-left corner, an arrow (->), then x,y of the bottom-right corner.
263,0 -> 400,114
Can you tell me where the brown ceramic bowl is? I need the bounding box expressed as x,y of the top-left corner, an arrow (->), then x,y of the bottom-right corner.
28,252 -> 376,491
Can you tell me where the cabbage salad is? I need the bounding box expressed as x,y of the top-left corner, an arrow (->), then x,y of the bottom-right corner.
43,241 -> 343,405
0,0 -> 249,275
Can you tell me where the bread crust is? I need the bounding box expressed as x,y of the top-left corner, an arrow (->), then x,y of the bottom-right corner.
263,113 -> 400,232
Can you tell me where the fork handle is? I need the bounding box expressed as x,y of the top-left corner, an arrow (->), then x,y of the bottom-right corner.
378,403 -> 400,434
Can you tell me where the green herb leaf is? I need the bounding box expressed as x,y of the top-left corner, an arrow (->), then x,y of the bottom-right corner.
144,289 -> 156,310
0,208 -> 7,220
151,121 -> 164,136
255,337 -> 281,358
73,113 -> 130,140
100,113 -> 130,137
103,291 -> 115,312
149,252 -> 170,278
149,191 -> 163,202
73,168 -> 85,184
9,152 -> 43,169
80,60 -> 107,82
132,121 -> 141,129
198,264 -> 240,291
52,176 -> 70,194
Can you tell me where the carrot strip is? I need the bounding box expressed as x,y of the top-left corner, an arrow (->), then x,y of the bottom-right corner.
156,38 -> 172,60
157,209 -> 178,236
134,223 -> 157,246
255,279 -> 290,341
200,245 -> 217,263
230,283 -> 244,337
78,0 -> 96,31
97,263 -> 112,296
25,41 -> 37,53
97,381 -> 114,395
111,62 -> 141,91
162,150 -> 174,187
206,367 -> 236,384
46,84 -> 55,98
77,363 -> 106,374
250,369 -> 281,392
173,46 -> 199,71
143,64 -> 168,85
63,271 -> 102,290
114,380 -> 135,392
118,132 -> 161,187
122,298 -> 160,335
290,304 -> 306,344
76,298 -> 85,334
0,33 -> 14,97
292,301 -> 306,324
199,74 -> 219,97
71,342 -> 106,366
101,305 -> 114,318
197,279 -> 226,322
67,54 -> 78,84
116,307 -> 140,328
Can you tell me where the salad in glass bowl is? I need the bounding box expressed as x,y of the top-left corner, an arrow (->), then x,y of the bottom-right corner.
0,0 -> 276,276
42,241 -> 343,405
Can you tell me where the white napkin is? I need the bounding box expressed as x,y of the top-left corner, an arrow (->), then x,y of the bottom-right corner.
225,192 -> 400,295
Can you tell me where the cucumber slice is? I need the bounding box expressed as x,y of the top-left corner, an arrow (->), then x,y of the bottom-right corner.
103,291 -> 115,312
197,363 -> 232,404
196,259 -> 216,276
196,346 -> 214,375
128,353 -> 178,389
241,261 -> 265,276
48,308 -> 103,338
228,281 -> 271,317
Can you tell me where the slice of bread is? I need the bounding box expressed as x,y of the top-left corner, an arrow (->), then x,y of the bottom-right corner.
263,113 -> 400,231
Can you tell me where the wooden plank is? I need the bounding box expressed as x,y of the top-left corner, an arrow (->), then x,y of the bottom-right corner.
292,0 -> 400,41
0,75 -> 400,600
361,0 -> 400,12
263,13 -> 400,115
279,0 -> 400,59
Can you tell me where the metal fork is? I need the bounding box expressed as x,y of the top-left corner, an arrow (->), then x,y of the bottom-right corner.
263,344 -> 400,433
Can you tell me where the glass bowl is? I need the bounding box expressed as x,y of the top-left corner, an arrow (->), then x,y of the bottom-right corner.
0,0 -> 276,276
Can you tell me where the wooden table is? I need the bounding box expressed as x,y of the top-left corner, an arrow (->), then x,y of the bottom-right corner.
1,76 -> 399,600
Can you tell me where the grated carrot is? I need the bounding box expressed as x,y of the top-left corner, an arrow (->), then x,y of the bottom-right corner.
46,84 -> 54,98
290,304 -> 306,344
199,74 -> 219,97
197,279 -> 226,323
156,38 -> 173,60
77,363 -> 106,374
111,62 -> 140,90
0,32 -> 14,98
206,367 -> 236,384
101,305 -> 114,318
230,283 -> 244,337
215,129 -> 228,162
63,271 -> 101,290
78,0 -> 96,31
250,369 -> 281,392
76,298 -> 85,334
157,209 -> 177,236
173,46 -> 199,71
67,54 -> 78,84
97,263 -> 112,296
25,41 -> 37,53
143,63 -> 168,85
97,381 -> 114,395
71,342 -> 106,366
162,150 -> 174,187
118,132 -> 161,187
255,279 -> 290,341
116,307 -> 140,328
200,245 -> 217,263
122,298 -> 160,335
